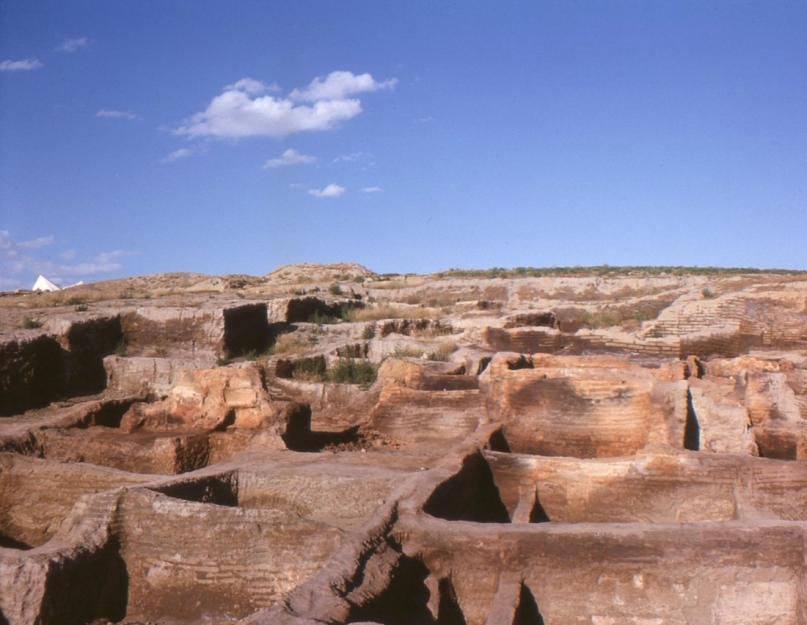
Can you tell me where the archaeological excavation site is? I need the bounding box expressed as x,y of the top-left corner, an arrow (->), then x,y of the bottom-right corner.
2,262 -> 807,625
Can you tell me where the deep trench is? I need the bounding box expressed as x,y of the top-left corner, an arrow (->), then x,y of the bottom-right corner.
38,536 -> 128,625
529,492 -> 551,523
274,401 -> 362,451
223,303 -> 270,358
152,474 -> 239,507
423,452 -> 510,523
0,317 -> 122,416
684,388 -> 700,451
348,554 -> 467,625
514,583 -> 545,625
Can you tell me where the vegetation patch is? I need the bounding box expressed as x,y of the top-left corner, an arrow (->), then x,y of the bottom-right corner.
327,358 -> 378,386
307,310 -> 340,325
556,304 -> 664,331
437,265 -> 807,280
21,316 -> 43,329
269,334 -> 309,355
286,357 -> 378,387
344,304 -> 442,322
391,340 -> 457,361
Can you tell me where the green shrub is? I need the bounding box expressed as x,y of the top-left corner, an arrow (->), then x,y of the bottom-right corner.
329,283 -> 343,296
75,304 -> 89,312
309,310 -> 339,325
327,358 -> 377,387
291,358 -> 327,381
436,266 -> 807,280
362,323 -> 376,340
21,317 -> 43,329
581,310 -> 621,329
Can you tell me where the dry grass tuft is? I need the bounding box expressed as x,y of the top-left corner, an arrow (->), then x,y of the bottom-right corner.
269,334 -> 309,355
430,340 -> 458,361
366,275 -> 427,290
344,304 -> 442,321
391,340 -> 457,361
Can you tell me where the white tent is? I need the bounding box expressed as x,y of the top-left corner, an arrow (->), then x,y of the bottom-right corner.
32,275 -> 61,292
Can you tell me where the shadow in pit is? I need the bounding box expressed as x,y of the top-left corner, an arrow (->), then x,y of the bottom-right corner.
0,316 -> 123,416
684,388 -> 700,451
424,452 -> 510,523
39,536 -> 128,625
755,428 -> 801,461
0,533 -> 31,550
72,398 -> 139,429
348,555 -> 467,625
487,428 -> 511,453
223,303 -> 270,358
281,404 -> 362,451
515,583 -> 545,625
529,493 -> 551,524
267,321 -> 297,346
151,474 -> 238,507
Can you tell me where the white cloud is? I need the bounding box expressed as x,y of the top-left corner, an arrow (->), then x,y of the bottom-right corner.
96,109 -> 138,120
308,184 -> 346,198
58,37 -> 89,53
290,71 -> 397,102
175,70 -> 396,140
176,89 -> 361,139
161,148 -> 193,163
0,231 -> 55,258
224,78 -> 280,95
17,235 -> 56,250
333,151 -> 372,163
0,231 -> 129,289
361,186 -> 383,193
263,148 -> 317,169
0,58 -> 43,72
47,251 -> 127,278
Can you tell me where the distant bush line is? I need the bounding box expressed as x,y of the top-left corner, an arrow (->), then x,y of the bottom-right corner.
435,266 -> 807,279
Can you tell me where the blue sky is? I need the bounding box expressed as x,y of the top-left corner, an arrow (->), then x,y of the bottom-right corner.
1,1 -> 806,288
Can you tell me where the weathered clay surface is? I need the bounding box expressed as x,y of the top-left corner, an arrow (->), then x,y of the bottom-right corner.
3,265 -> 807,624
